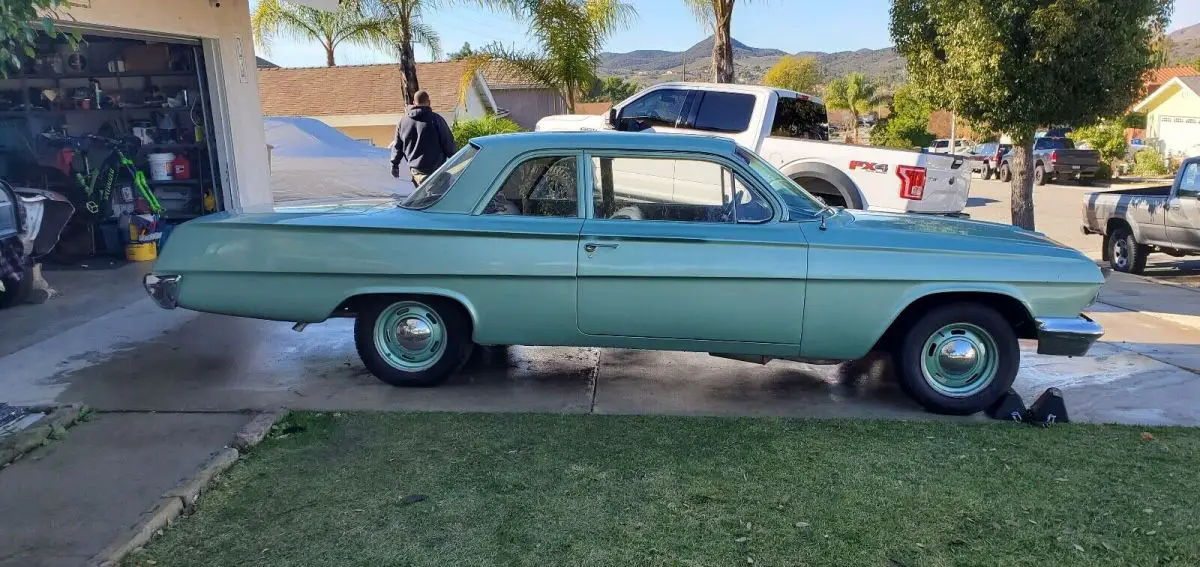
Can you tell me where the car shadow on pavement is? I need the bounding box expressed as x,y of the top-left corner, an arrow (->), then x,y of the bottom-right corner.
967,197 -> 999,207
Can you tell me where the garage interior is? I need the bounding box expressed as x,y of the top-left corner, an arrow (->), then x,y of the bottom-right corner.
0,28 -> 226,310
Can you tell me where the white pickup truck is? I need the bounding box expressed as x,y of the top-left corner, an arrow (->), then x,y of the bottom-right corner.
536,82 -> 971,214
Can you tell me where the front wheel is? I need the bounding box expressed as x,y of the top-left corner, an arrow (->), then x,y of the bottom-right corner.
353,296 -> 473,387
895,303 -> 1018,415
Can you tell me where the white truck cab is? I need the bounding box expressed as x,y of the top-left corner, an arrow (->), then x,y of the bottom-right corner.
537,82 -> 971,215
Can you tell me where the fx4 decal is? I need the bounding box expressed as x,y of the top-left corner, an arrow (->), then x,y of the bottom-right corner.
849,160 -> 889,174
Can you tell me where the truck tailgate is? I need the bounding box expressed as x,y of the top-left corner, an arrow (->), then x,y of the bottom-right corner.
1052,149 -> 1100,166
906,152 -> 971,214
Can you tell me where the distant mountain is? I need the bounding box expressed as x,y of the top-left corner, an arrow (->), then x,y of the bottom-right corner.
598,36 -> 906,88
1169,22 -> 1200,63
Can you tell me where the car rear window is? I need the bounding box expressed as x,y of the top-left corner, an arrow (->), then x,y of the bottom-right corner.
399,144 -> 479,210
770,96 -> 829,140
1035,137 -> 1074,150
692,92 -> 755,133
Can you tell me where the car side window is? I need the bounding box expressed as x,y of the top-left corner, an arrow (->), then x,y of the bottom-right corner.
693,92 -> 755,133
1179,163 -> 1200,197
590,156 -> 772,223
618,89 -> 688,129
484,155 -> 578,218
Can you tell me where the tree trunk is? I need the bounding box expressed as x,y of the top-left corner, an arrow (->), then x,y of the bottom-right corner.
325,45 -> 335,67
850,110 -> 859,144
397,36 -> 419,106
1009,130 -> 1036,230
565,85 -> 576,114
711,0 -> 734,83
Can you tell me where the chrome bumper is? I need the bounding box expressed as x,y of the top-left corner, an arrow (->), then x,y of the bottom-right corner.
143,274 -> 181,309
1036,315 -> 1103,356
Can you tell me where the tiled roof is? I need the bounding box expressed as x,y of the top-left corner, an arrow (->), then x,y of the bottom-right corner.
258,61 -> 478,116
572,101 -> 613,115
481,64 -> 550,89
1146,66 -> 1199,86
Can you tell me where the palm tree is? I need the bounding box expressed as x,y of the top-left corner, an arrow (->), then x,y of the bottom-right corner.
824,72 -> 881,144
251,0 -> 392,67
361,0 -> 443,105
466,0 -> 634,112
683,0 -> 744,83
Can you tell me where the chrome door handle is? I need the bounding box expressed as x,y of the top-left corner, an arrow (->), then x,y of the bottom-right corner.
584,242 -> 619,253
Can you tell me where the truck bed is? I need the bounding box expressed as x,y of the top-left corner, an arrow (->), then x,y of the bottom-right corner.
1091,185 -> 1171,197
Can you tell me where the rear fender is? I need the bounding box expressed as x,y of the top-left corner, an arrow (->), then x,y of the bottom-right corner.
334,286 -> 480,330
778,159 -> 865,209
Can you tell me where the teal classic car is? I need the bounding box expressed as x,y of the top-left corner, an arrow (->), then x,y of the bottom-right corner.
145,132 -> 1104,415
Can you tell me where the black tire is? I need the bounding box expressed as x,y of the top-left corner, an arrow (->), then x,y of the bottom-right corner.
895,303 -> 1019,415
1077,177 -> 1092,186
0,257 -> 33,310
998,163 -> 1012,182
353,296 -> 473,387
1108,226 -> 1148,274
982,164 -> 994,181
1034,165 -> 1047,186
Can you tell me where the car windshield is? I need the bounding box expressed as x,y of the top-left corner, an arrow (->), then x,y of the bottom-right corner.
734,148 -> 826,218
399,144 -> 479,210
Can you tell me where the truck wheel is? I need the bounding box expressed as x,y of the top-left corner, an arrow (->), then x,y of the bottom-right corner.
895,303 -> 1018,415
1108,226 -> 1148,274
998,163 -> 1012,182
1034,165 -> 1047,186
982,164 -> 994,180
353,296 -> 473,387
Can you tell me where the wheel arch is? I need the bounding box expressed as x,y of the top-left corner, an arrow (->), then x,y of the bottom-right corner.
870,289 -> 1038,354
778,159 -> 866,209
333,287 -> 480,336
1105,216 -> 1139,241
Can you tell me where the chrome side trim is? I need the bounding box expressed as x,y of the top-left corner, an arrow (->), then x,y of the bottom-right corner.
143,274 -> 181,309
1036,315 -> 1103,356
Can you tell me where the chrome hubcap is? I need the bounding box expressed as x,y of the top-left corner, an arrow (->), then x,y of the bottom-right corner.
920,323 -> 999,398
373,301 -> 446,371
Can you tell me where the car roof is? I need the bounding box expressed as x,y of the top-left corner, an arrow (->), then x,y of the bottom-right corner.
471,131 -> 741,155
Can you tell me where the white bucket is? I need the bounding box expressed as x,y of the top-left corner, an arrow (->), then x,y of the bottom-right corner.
147,153 -> 175,181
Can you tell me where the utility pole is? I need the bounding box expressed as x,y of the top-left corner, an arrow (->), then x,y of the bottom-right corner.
681,54 -> 688,82
949,110 -> 957,155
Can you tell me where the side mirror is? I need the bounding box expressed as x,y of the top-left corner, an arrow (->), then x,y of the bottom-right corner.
607,108 -> 619,130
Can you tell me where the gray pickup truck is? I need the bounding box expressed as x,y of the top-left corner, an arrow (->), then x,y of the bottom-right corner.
1082,156 -> 1200,273
1000,137 -> 1101,185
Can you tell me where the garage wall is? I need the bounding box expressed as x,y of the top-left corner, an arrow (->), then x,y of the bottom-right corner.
55,0 -> 273,211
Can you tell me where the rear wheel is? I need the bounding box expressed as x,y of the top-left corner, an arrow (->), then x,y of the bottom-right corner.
982,164 -> 994,180
998,163 -> 1012,182
1034,165 -> 1047,186
353,296 -> 473,387
0,257 -> 33,309
895,303 -> 1018,415
1108,226 -> 1148,274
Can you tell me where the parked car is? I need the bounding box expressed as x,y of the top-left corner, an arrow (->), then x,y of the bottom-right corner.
1082,156 -> 1200,273
967,142 -> 1012,180
925,138 -> 973,154
535,83 -> 972,216
998,137 -> 1101,185
145,132 -> 1105,415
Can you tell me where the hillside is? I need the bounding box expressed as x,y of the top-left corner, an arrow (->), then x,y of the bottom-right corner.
599,36 -> 906,88
1170,22 -> 1200,63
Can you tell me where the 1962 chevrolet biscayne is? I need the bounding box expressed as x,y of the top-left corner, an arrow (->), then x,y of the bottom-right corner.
145,132 -> 1104,415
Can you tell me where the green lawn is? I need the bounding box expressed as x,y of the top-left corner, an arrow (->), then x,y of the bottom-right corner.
128,413 -> 1200,567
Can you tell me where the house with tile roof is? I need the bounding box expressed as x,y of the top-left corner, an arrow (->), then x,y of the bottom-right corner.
258,61 -> 501,147
479,66 -> 567,129
1133,75 -> 1200,158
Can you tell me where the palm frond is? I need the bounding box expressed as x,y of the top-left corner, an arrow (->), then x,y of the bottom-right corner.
681,0 -> 716,31
410,18 -> 443,60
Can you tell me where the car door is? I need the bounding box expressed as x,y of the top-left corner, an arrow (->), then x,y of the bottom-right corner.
577,151 -> 808,345
1167,160 -> 1200,250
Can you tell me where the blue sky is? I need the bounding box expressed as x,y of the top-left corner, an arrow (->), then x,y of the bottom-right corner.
255,0 -> 1200,68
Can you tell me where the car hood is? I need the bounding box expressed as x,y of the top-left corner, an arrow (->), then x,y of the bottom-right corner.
842,209 -> 1063,248
535,113 -> 608,132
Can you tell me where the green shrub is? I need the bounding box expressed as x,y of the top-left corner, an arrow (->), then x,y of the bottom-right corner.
451,115 -> 522,150
1132,148 -> 1169,177
1093,162 -> 1113,180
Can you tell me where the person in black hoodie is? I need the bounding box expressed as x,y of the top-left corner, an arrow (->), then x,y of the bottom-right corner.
391,90 -> 457,186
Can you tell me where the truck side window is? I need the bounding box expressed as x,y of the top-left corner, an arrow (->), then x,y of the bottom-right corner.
770,97 -> 829,141
1180,163 -> 1200,197
618,89 -> 689,129
692,92 -> 755,133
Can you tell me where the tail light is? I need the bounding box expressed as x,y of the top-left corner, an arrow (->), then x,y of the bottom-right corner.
897,165 -> 926,200
1049,150 -> 1058,163
993,148 -> 1002,162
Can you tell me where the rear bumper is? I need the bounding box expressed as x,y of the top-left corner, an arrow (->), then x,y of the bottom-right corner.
1036,315 -> 1103,356
143,274 -> 181,309
1050,164 -> 1099,176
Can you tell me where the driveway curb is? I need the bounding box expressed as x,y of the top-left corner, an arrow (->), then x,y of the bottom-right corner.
90,410 -> 288,567
0,403 -> 87,466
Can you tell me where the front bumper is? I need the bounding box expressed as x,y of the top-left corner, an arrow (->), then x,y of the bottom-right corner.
1036,315 -> 1103,356
143,274 -> 181,309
